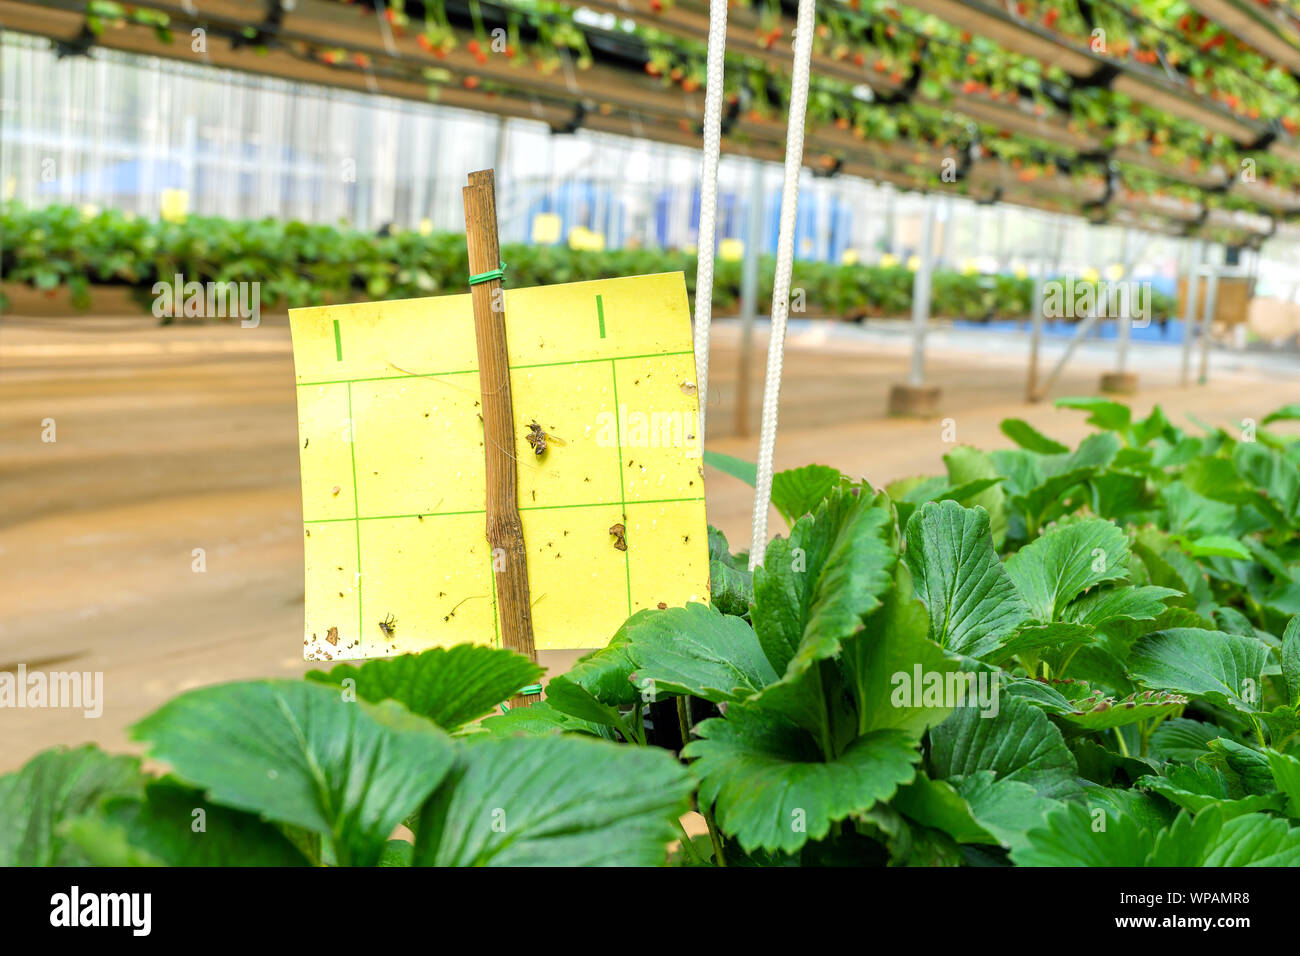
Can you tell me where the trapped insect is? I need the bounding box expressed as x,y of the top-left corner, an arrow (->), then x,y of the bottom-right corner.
525,421 -> 566,456
378,613 -> 397,637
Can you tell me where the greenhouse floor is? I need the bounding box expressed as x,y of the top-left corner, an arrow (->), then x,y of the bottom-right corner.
2,312 -> 1297,771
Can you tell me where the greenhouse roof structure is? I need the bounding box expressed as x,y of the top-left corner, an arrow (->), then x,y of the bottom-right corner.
10,0 -> 1300,245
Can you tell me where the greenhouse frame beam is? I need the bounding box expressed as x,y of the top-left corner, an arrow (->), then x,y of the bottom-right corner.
907,198 -> 938,388
906,0 -> 1267,144
76,0 -> 1300,213
0,0 -> 1283,244
1025,213 -> 1070,403
1198,263 -> 1223,386
44,0 -> 1290,208
1184,0 -> 1300,73
1179,240 -> 1206,387
578,0 -> 906,96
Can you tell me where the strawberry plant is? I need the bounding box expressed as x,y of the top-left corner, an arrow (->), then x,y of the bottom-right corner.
5,399 -> 1299,866
7,203 -> 1168,322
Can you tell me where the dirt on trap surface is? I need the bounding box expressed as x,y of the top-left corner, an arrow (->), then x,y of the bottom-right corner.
1,312 -> 1297,771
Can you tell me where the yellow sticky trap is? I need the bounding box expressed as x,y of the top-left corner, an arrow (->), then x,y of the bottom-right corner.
288,273 -> 709,662
719,238 -> 744,262
160,189 -> 189,223
531,212 -> 562,244
568,226 -> 605,251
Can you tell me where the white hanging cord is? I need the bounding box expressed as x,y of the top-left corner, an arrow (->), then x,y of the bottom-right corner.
691,0 -> 730,445
749,0 -> 816,571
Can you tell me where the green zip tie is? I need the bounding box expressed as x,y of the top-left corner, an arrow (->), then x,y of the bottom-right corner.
468,262 -> 506,286
498,683 -> 543,715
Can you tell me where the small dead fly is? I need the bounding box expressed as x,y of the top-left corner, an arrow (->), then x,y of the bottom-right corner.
525,421 -> 565,456
609,522 -> 627,551
378,613 -> 397,638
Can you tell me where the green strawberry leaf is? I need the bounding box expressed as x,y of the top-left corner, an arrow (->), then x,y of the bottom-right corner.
1062,585 -> 1182,629
1178,534 -> 1252,560
414,735 -> 693,866
708,526 -> 753,616
703,450 -> 756,486
1012,801 -> 1153,866
1004,517 -> 1131,622
1266,749 -> 1300,818
904,500 -> 1029,657
929,692 -> 1080,799
1055,396 -> 1133,433
1282,616 -> 1300,709
990,622 -> 1095,666
770,464 -> 844,527
0,745 -> 144,866
1000,418 -> 1069,454
841,562 -> 960,738
475,700 -> 605,737
943,445 -> 1009,548
752,488 -> 896,678
306,644 -> 543,732
1129,628 -> 1271,713
1136,764 -> 1283,818
685,703 -> 920,855
1263,404 -> 1300,425
542,613 -> 643,731
63,779 -> 311,866
131,680 -> 457,867
626,603 -> 776,703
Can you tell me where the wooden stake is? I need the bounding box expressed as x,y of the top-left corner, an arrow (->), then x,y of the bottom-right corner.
463,168 -> 539,708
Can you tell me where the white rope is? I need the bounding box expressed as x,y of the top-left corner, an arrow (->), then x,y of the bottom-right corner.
691,0 -> 729,446
749,0 -> 816,570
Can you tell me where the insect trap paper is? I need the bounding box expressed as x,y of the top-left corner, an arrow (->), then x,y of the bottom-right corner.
289,273 -> 709,661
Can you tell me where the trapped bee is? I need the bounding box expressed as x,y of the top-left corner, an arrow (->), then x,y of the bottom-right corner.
525,421 -> 566,456
378,613 -> 397,637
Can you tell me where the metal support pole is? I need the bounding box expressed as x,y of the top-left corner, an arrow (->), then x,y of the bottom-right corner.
1027,214 -> 1067,402
1037,312 -> 1103,396
908,198 -> 937,387
735,159 -> 763,436
1114,227 -> 1135,374
1025,214 -> 1050,402
1179,240 -> 1203,387
1199,257 -> 1220,385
